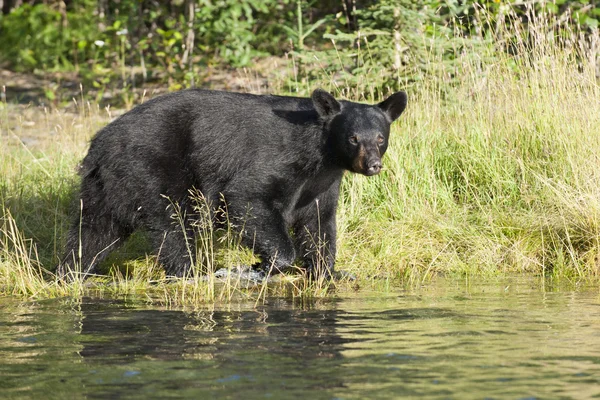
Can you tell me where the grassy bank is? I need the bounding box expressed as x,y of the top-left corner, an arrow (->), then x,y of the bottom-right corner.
1,11 -> 600,305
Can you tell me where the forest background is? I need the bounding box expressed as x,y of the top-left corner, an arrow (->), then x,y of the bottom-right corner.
1,0 -> 598,100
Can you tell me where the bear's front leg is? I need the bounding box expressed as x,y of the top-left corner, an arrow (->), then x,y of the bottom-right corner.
292,195 -> 338,279
237,205 -> 296,275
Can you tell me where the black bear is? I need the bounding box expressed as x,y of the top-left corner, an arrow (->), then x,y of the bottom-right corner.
57,89 -> 407,280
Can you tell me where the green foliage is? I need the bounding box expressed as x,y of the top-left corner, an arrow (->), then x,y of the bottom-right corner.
0,4 -> 71,70
281,0 -> 329,51
196,0 -> 275,66
316,0 -> 462,94
1,0 -> 598,96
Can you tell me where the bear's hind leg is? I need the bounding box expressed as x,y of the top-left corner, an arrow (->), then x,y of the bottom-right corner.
147,200 -> 197,278
235,207 -> 296,275
149,226 -> 196,278
58,215 -> 131,281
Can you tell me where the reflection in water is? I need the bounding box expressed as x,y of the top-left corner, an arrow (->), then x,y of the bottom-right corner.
75,299 -> 351,397
79,300 -> 349,364
0,279 -> 599,399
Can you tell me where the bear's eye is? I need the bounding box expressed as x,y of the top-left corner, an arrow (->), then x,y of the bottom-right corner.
349,136 -> 359,145
377,136 -> 385,144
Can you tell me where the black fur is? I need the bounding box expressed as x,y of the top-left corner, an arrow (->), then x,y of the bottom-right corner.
57,89 -> 407,279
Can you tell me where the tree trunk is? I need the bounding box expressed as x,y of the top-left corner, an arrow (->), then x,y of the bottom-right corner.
181,0 -> 196,86
393,7 -> 402,71
97,0 -> 107,32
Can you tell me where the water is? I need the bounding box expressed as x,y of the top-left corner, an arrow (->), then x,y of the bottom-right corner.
1,278 -> 599,399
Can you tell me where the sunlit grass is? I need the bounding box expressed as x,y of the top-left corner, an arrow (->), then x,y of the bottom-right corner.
332,8 -> 600,284
1,7 -> 599,305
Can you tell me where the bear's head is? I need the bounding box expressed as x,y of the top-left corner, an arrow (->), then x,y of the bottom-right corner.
312,89 -> 407,176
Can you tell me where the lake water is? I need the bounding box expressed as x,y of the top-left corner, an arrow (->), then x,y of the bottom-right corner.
1,278 -> 599,399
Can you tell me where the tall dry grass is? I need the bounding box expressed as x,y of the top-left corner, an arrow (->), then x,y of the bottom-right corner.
334,6 -> 600,282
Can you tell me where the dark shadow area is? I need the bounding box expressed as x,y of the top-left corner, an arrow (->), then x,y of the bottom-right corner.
77,298 -> 351,362
72,298 -> 351,398
1,177 -> 152,273
1,175 -> 78,269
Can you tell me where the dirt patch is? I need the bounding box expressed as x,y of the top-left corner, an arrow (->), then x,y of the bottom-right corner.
0,57 -> 289,109
1,58 -> 294,151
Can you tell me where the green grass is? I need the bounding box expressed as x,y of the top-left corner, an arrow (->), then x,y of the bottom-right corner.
1,10 -> 600,305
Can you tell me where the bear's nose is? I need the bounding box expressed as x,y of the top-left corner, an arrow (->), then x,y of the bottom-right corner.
367,159 -> 382,175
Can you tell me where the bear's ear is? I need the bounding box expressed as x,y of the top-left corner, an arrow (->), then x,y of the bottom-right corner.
378,91 -> 407,122
312,89 -> 341,118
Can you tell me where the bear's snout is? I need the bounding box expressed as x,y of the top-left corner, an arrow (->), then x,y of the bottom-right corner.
366,159 -> 382,176
351,144 -> 383,176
